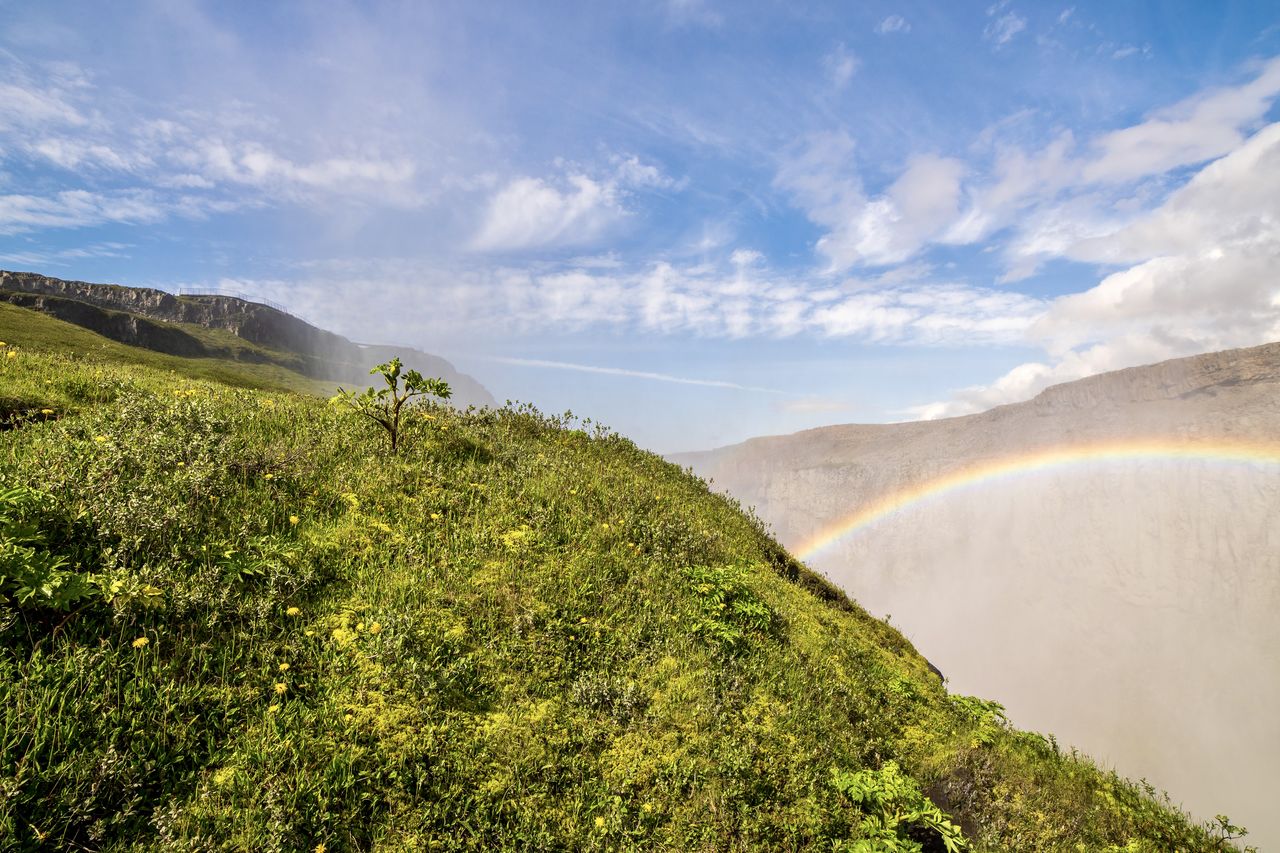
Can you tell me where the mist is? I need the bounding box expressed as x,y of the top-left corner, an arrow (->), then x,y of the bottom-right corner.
818,462 -> 1280,849
675,341 -> 1280,849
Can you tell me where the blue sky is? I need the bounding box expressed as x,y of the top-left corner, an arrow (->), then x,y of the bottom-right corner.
2,1 -> 1279,451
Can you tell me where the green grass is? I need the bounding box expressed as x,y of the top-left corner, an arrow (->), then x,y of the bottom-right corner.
0,303 -> 329,418
0,327 -> 1250,851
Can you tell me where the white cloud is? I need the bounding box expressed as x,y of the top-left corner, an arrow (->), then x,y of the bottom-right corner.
470,155 -> 681,252
875,15 -> 911,35
30,138 -> 144,171
823,44 -> 859,89
0,79 -> 86,130
0,240 -> 132,268
470,174 -> 625,252
984,11 -> 1027,47
1082,56 -> 1280,183
915,120 -> 1280,418
782,56 -> 1280,283
777,138 -> 965,270
269,253 -> 1044,348
0,190 -> 167,234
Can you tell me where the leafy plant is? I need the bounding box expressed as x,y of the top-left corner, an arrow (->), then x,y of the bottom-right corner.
684,561 -> 774,653
0,485 -> 94,611
951,694 -> 1009,747
332,358 -> 451,454
832,761 -> 968,852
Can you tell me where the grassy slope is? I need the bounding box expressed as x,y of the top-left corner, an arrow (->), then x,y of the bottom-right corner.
0,303 -> 328,414
0,326 -> 1237,851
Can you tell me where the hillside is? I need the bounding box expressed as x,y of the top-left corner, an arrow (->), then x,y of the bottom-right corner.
0,270 -> 495,409
0,320 -> 1245,851
674,342 -> 1280,850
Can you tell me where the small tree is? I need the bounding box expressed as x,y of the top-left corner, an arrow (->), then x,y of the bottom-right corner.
333,358 -> 451,454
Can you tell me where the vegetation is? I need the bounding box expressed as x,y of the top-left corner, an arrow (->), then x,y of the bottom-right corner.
333,358 -> 451,454
0,305 -> 1249,850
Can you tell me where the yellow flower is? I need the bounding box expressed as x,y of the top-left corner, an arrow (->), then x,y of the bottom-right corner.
5,351 -> 15,360
40,409 -> 54,415
274,682 -> 287,695
304,630 -> 315,637
94,435 -> 108,443
315,845 -> 326,853
430,512 -> 441,521
0,341 -> 6,347
344,713 -> 353,722
278,663 -> 290,673
286,606 -> 301,616
594,816 -> 605,829
289,515 -> 299,526
267,703 -> 280,714
131,636 -> 149,649
369,622 -> 382,635
642,803 -> 653,813
263,473 -> 275,480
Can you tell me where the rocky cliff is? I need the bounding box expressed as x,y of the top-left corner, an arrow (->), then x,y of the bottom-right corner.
0,270 -> 495,408
674,342 -> 1280,850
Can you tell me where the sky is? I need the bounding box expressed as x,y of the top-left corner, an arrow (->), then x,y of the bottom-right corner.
2,0 -> 1279,452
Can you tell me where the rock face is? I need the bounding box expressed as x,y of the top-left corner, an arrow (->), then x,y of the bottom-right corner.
0,270 -> 495,408
674,342 -> 1280,850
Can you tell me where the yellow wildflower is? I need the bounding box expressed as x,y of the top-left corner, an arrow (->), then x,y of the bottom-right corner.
315,845 -> 326,853
344,713 -> 353,722
40,409 -> 54,415
286,606 -> 301,616
594,816 -> 605,829
642,803 -> 653,813
94,435 -> 108,443
304,630 -> 315,637
5,351 -> 15,360
355,622 -> 365,632
131,636 -> 149,649
289,515 -> 299,526
274,682 -> 287,695
430,512 -> 441,521
263,473 -> 275,480
0,341 -> 6,347
369,622 -> 382,635
278,663 -> 290,673
267,703 -> 280,714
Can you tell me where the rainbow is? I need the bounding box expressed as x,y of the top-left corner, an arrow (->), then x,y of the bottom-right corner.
794,437 -> 1280,560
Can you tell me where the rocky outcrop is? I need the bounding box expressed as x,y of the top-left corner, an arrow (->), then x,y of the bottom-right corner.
0,270 -> 495,407
674,342 -> 1280,850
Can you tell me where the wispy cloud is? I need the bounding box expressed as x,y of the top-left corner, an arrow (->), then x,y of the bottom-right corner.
490,356 -> 787,393
823,44 -> 859,89
984,4 -> 1027,47
470,157 -> 680,252
875,15 -> 911,35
